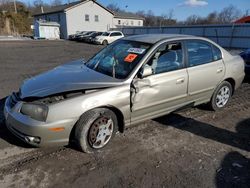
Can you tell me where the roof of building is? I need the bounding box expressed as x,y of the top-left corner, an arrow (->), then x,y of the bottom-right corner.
123,34 -> 195,44
36,20 -> 60,26
33,0 -> 144,20
235,16 -> 250,24
33,0 -> 113,16
113,11 -> 144,20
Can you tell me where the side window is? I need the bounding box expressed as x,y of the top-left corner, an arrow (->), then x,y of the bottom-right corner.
116,32 -> 122,36
147,42 -> 183,74
186,41 -> 213,67
110,32 -> 121,37
212,45 -> 222,61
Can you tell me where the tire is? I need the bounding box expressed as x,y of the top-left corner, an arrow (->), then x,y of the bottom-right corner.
75,108 -> 118,153
209,81 -> 233,111
102,40 -> 108,46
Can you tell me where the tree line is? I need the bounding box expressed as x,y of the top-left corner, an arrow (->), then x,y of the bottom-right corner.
0,0 -> 249,35
107,3 -> 249,26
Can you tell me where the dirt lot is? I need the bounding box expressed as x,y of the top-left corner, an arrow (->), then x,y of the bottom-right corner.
0,41 -> 249,188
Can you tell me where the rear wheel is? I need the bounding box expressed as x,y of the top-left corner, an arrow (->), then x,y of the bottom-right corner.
75,108 -> 118,153
209,81 -> 233,111
102,40 -> 108,46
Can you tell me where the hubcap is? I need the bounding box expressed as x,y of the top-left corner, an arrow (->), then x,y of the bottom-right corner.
88,116 -> 113,149
216,86 -> 230,108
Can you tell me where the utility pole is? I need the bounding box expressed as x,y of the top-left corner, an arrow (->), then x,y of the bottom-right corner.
13,0 -> 17,13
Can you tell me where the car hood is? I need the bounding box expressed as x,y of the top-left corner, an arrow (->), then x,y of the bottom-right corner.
20,59 -> 122,99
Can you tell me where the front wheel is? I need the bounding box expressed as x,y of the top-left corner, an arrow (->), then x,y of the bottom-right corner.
209,81 -> 233,111
75,108 -> 118,153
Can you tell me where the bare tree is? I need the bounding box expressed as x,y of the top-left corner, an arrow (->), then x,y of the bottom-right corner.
185,14 -> 202,25
51,0 -> 63,6
205,12 -> 219,24
33,0 -> 44,7
243,9 -> 249,17
160,9 -> 176,26
218,5 -> 242,23
107,3 -> 121,12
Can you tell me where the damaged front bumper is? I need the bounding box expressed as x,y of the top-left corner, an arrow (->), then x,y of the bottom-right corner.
4,95 -> 77,147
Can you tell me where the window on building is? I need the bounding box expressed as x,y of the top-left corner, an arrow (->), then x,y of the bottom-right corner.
118,20 -> 121,25
95,15 -> 99,22
138,21 -> 141,26
85,14 -> 90,21
131,21 -> 134,26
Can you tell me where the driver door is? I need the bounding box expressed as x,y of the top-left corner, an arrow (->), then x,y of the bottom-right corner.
130,41 -> 189,124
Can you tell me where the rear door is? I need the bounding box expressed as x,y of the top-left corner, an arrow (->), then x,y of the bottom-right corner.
131,41 -> 189,123
185,40 -> 225,102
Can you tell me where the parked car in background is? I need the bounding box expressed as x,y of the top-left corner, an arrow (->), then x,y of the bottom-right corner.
85,32 -> 103,43
4,34 -> 245,153
239,49 -> 250,77
68,31 -> 87,41
77,31 -> 95,42
93,31 -> 124,45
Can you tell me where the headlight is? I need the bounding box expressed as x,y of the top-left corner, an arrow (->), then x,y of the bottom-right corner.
20,103 -> 48,122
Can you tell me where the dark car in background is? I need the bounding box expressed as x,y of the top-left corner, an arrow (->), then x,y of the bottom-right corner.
240,49 -> 250,76
84,32 -> 103,43
76,31 -> 94,42
68,31 -> 87,41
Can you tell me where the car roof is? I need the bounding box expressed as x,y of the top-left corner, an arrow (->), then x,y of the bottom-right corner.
123,34 -> 198,44
109,31 -> 123,33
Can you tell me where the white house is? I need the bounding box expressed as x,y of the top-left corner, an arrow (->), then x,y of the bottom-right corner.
113,12 -> 144,27
33,0 -> 144,39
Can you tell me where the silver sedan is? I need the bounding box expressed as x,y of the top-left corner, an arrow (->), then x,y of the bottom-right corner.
4,34 -> 245,153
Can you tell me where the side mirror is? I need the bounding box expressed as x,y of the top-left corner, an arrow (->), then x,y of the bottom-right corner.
138,65 -> 153,79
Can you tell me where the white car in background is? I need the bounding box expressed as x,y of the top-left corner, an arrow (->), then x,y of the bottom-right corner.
94,31 -> 124,45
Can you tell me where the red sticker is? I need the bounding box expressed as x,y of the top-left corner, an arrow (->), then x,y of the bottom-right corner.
124,54 -> 138,63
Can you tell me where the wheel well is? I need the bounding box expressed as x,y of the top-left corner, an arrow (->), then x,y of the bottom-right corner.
105,106 -> 125,133
224,78 -> 235,94
69,106 -> 125,144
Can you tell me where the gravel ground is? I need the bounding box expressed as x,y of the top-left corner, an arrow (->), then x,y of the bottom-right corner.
0,40 -> 249,188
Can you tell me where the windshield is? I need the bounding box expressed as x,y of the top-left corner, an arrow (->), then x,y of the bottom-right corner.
102,32 -> 110,36
85,40 -> 152,79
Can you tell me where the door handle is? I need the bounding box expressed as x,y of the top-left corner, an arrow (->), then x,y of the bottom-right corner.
217,67 -> 223,73
176,78 -> 185,84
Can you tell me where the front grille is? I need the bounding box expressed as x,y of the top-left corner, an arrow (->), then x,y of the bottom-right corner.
9,92 -> 21,109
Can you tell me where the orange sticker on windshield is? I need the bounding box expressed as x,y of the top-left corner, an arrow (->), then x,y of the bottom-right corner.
124,54 -> 138,63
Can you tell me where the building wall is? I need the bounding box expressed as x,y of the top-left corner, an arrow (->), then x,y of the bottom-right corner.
34,12 -> 67,39
113,18 -> 143,28
66,1 -> 113,37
